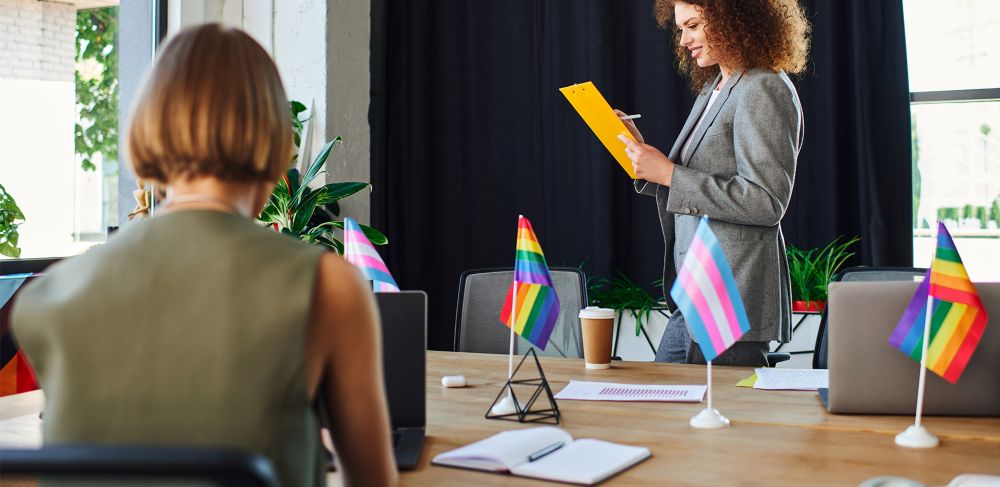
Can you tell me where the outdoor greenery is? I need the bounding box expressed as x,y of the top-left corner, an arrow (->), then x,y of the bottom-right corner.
936,200 -> 1000,229
256,101 -> 386,254
587,273 -> 669,336
786,236 -> 859,304
75,7 -> 118,172
0,184 -> 25,258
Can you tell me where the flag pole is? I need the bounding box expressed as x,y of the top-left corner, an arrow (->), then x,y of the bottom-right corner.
508,280 -> 516,381
690,358 -> 729,428
491,215 -> 522,416
707,361 -> 712,411
895,241 -> 940,448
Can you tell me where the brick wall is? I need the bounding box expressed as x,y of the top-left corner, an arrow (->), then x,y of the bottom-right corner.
0,0 -> 76,81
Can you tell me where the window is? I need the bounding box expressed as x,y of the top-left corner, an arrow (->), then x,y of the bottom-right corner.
1,1 -> 163,260
1,1 -> 119,259
904,0 -> 1000,281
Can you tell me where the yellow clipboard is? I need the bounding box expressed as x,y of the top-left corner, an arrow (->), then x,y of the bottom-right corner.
560,81 -> 637,179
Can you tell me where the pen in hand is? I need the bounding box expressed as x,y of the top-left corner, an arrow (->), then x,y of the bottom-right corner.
619,114 -> 641,120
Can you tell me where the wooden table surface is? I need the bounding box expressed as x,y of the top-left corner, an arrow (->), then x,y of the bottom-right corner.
410,351 -> 1000,486
2,353 -> 998,486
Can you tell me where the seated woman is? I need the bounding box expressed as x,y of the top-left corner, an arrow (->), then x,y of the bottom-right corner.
11,23 -> 397,487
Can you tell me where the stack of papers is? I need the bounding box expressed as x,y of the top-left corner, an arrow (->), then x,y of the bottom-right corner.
751,368 -> 829,391
554,380 -> 706,402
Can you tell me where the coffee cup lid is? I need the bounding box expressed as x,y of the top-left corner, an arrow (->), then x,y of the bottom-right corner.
579,306 -> 615,319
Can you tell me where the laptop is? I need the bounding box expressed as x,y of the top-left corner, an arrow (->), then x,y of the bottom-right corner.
375,291 -> 427,470
822,281 -> 1000,416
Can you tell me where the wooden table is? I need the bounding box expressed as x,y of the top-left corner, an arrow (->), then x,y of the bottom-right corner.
412,352 -> 1000,486
2,353 -> 998,486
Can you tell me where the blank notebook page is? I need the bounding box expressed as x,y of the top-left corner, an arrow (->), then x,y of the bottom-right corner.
511,439 -> 651,485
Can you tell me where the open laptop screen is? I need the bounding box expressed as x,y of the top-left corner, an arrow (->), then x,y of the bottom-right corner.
375,291 -> 427,429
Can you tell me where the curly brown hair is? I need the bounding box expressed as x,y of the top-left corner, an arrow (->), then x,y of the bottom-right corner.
654,0 -> 811,91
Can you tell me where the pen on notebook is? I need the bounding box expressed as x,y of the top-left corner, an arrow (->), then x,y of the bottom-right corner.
528,441 -> 565,462
619,113 -> 641,120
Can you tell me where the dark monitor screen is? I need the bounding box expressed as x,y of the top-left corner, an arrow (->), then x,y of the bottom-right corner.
375,291 -> 426,429
0,258 -> 61,276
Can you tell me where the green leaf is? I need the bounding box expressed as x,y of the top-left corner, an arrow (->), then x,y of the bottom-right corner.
284,168 -> 300,199
322,182 -> 370,202
298,137 -> 342,194
317,235 -> 344,254
325,220 -> 388,245
291,192 -> 319,233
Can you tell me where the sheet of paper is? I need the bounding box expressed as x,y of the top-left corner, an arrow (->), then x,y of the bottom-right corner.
736,373 -> 758,388
554,380 -> 705,402
753,368 -> 829,391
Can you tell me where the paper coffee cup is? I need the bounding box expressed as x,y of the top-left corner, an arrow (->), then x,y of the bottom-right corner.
579,307 -> 615,369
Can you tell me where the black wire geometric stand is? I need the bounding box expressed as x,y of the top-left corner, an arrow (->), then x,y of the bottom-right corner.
485,348 -> 560,424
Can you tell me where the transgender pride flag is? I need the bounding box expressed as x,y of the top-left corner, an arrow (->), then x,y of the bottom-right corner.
343,217 -> 400,292
669,216 -> 750,362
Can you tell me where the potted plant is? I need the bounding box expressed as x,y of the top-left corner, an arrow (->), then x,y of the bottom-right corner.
587,272 -> 671,357
257,101 -> 386,253
0,183 -> 25,258
786,236 -> 859,312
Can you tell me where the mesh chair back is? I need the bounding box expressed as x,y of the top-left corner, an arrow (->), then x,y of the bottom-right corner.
813,266 -> 926,369
455,268 -> 587,358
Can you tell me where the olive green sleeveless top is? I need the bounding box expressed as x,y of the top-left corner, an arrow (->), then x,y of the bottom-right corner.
12,210 -> 326,487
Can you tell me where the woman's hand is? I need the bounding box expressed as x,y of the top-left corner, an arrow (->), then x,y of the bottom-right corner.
618,133 -> 675,186
613,109 -> 644,144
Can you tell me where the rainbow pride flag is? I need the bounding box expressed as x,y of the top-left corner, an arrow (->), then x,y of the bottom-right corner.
499,216 -> 560,350
343,217 -> 400,293
669,217 -> 750,362
1,274 -> 40,396
889,222 -> 989,384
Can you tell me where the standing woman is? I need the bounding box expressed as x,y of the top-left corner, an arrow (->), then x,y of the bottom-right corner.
616,0 -> 810,366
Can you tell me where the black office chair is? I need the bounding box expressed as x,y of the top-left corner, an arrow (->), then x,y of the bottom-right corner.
812,266 -> 926,369
0,445 -> 280,487
454,267 -> 588,358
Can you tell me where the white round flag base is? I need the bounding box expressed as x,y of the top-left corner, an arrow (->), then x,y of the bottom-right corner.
690,408 -> 730,429
490,395 -> 519,416
894,425 -> 939,448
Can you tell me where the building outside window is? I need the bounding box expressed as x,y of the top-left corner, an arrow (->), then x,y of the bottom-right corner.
1,0 -> 119,259
904,0 -> 1000,281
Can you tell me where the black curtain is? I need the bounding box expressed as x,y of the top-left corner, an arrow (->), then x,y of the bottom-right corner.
786,0 -> 913,265
371,0 -> 913,351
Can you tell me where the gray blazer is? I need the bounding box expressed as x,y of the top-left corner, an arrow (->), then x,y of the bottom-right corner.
636,68 -> 803,343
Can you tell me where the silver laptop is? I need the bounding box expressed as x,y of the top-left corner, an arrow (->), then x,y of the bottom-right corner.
823,281 -> 1000,416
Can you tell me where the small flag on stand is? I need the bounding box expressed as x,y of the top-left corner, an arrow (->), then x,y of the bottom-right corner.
343,217 -> 400,292
889,222 -> 989,384
499,216 -> 560,350
669,216 -> 748,429
669,216 -> 750,362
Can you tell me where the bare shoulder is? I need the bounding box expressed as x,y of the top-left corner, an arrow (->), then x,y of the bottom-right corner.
314,252 -> 375,320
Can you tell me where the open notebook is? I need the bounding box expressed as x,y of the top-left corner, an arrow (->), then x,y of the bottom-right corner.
432,426 -> 650,485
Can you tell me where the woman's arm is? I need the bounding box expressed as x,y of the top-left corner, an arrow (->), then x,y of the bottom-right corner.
310,253 -> 398,486
665,74 -> 800,226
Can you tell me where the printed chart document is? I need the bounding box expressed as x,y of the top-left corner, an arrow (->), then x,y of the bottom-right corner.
560,81 -> 638,179
554,380 -> 706,402
432,426 -> 650,485
753,368 -> 829,391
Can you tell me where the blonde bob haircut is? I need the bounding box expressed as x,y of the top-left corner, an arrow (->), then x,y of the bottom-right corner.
128,24 -> 292,183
